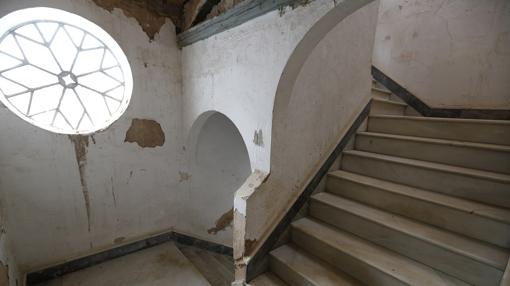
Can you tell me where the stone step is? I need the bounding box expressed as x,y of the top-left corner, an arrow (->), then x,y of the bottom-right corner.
368,115 -> 510,146
310,193 -> 508,285
341,150 -> 510,208
371,87 -> 391,100
291,218 -> 470,286
355,131 -> 510,174
370,98 -> 407,116
269,244 -> 363,286
250,273 -> 288,286
326,170 -> 510,248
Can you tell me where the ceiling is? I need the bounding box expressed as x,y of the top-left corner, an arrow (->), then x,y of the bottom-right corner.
92,0 -> 243,39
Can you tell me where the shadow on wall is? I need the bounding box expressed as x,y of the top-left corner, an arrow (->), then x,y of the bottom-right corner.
186,111 -> 251,245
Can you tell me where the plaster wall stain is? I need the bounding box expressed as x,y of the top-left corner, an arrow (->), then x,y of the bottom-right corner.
157,252 -> 187,268
124,119 -> 165,148
207,208 -> 233,234
69,135 -> 92,232
178,171 -> 191,182
110,177 -> 117,207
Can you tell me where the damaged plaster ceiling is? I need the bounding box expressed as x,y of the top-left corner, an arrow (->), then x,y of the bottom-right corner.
92,0 -> 244,39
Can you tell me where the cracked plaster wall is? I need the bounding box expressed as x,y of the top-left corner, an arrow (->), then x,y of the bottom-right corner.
0,0 -> 184,278
373,0 -> 510,109
0,0 -> 337,280
2,0 -> 492,283
181,0 -> 339,173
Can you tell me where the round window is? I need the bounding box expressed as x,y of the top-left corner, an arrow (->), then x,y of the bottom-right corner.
0,7 -> 133,134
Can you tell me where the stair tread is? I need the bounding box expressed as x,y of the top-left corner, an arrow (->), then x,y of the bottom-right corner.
250,273 -> 289,286
311,192 -> 509,270
343,150 -> 510,183
357,131 -> 510,152
270,244 -> 364,286
372,87 -> 391,94
327,170 -> 510,225
371,97 -> 408,107
370,114 -> 510,126
292,218 -> 470,286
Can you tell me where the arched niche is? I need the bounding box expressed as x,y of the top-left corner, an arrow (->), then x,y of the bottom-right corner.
186,111 -> 251,246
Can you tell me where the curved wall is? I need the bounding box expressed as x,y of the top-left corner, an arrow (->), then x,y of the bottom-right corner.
243,0 -> 379,254
184,112 -> 251,246
181,0 -> 339,173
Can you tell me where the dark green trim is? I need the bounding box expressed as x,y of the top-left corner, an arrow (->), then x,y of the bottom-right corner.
26,231 -> 232,285
372,66 -> 510,120
178,0 -> 308,47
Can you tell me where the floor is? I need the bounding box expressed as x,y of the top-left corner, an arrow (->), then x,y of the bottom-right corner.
177,244 -> 234,286
36,242 -> 212,286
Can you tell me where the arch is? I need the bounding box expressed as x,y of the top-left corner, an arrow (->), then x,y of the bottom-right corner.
271,0 -> 375,139
237,0 -> 379,260
186,110 -> 251,245
266,0 -> 377,189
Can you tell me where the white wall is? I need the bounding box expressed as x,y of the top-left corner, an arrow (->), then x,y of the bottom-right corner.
373,0 -> 510,109
0,0 -> 379,283
0,0 -> 184,276
181,0 -> 338,173
182,112 -> 251,246
243,0 -> 379,255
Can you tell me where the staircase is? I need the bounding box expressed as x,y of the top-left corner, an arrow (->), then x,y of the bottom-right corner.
250,82 -> 510,285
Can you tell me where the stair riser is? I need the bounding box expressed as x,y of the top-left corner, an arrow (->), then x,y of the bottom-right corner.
371,89 -> 391,100
370,101 -> 406,116
269,255 -> 313,286
368,117 -> 510,145
341,153 -> 510,208
355,134 -> 510,174
326,175 -> 510,248
291,227 -> 407,286
250,273 -> 288,286
404,106 -> 421,116
269,245 -> 362,286
309,200 -> 503,286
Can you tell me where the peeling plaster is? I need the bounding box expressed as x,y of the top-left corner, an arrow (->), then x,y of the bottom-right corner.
124,119 -> 165,148
207,208 -> 233,234
92,0 -> 176,40
244,238 -> 257,255
69,135 -> 92,232
183,0 -> 207,30
278,0 -> 313,16
205,0 -> 242,22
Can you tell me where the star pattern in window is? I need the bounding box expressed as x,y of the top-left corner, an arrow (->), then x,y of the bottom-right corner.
0,21 -> 128,134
